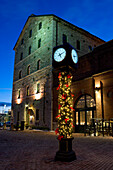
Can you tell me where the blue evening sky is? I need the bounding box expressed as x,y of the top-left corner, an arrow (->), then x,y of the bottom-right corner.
0,0 -> 113,103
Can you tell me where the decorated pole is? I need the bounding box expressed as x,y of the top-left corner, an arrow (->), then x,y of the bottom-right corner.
55,71 -> 76,162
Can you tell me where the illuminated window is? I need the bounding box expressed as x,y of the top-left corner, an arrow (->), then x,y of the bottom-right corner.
29,46 -> 31,55
37,83 -> 40,93
76,95 -> 95,108
29,29 -> 32,38
39,22 -> 42,30
27,86 -> 29,96
37,60 -> 40,70
36,109 -> 39,120
20,52 -> 23,60
77,40 -> 80,50
63,34 -> 67,44
21,38 -> 24,45
19,70 -> 22,79
27,65 -> 30,75
38,39 -> 41,48
80,111 -> 85,125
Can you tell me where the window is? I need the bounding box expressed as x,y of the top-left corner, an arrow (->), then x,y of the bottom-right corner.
38,39 -> 41,48
36,109 -> 39,120
77,40 -> 80,50
27,65 -> 30,75
29,29 -> 32,38
88,45 -> 93,52
21,38 -> 24,45
27,86 -> 29,96
37,60 -> 40,70
63,34 -> 67,44
17,112 -> 19,121
39,22 -> 42,30
19,70 -> 22,79
18,89 -> 20,98
37,83 -> 40,93
29,46 -> 31,55
20,52 -> 23,60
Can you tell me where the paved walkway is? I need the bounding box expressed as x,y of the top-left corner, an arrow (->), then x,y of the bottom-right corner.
0,130 -> 113,170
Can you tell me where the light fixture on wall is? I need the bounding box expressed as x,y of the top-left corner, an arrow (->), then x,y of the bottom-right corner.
35,92 -> 41,100
17,97 -> 21,104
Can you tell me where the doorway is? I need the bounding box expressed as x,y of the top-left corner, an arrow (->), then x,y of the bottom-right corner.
74,94 -> 96,133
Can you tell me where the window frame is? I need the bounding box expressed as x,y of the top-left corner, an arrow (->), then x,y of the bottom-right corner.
36,109 -> 39,121
19,70 -> 22,79
37,83 -> 40,93
27,86 -> 29,96
29,46 -> 31,55
20,52 -> 23,61
27,65 -> 30,75
62,34 -> 67,44
77,40 -> 81,50
37,59 -> 40,70
39,22 -> 42,30
29,29 -> 32,38
38,39 -> 41,48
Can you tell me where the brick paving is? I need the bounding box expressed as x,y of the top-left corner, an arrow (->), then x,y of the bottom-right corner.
0,130 -> 113,170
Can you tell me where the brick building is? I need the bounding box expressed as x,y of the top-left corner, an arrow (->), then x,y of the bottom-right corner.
12,14 -> 111,131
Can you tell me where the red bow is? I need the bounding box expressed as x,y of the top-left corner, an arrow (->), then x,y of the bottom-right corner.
58,104 -> 61,110
67,74 -> 71,78
58,135 -> 63,141
55,128 -> 59,135
62,94 -> 67,99
57,84 -> 60,90
65,118 -> 69,123
71,123 -> 74,127
58,73 -> 61,79
65,84 -> 69,87
56,114 -> 61,119
71,93 -> 74,97
70,107 -> 75,111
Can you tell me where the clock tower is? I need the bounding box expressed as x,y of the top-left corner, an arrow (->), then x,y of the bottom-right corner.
53,43 -> 77,161
52,43 -> 78,71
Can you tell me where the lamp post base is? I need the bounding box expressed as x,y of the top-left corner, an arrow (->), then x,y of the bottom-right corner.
55,137 -> 76,162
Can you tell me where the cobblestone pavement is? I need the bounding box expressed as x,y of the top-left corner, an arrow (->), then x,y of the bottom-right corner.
0,130 -> 113,170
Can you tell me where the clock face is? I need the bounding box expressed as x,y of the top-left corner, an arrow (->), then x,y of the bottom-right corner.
71,49 -> 78,64
54,48 -> 66,62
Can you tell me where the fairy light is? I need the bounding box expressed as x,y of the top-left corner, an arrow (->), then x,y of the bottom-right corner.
55,71 -> 75,139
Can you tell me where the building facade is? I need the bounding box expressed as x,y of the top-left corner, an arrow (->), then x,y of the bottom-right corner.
12,14 -> 107,130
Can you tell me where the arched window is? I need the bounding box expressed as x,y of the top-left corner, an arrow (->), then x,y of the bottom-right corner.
75,94 -> 96,132
27,65 -> 30,75
19,70 -> 22,79
76,95 -> 96,109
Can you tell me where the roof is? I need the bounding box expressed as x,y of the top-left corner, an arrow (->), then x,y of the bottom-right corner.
13,14 -> 105,50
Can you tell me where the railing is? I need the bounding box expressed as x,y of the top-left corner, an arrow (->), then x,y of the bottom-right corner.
84,118 -> 113,137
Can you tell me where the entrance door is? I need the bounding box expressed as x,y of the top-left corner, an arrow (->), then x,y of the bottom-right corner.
74,94 -> 96,133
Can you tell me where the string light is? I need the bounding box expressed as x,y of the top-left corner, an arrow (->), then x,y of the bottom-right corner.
55,71 -> 75,140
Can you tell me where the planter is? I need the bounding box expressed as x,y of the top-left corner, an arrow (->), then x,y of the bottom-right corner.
55,137 -> 76,162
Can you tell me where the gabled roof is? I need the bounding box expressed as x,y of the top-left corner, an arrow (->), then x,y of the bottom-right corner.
13,14 -> 105,50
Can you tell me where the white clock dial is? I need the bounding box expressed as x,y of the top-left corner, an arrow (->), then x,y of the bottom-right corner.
54,48 -> 66,62
71,49 -> 78,64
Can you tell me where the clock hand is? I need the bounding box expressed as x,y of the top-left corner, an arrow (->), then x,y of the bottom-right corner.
58,52 -> 65,57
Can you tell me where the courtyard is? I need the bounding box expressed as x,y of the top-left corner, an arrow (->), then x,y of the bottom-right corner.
0,130 -> 113,170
